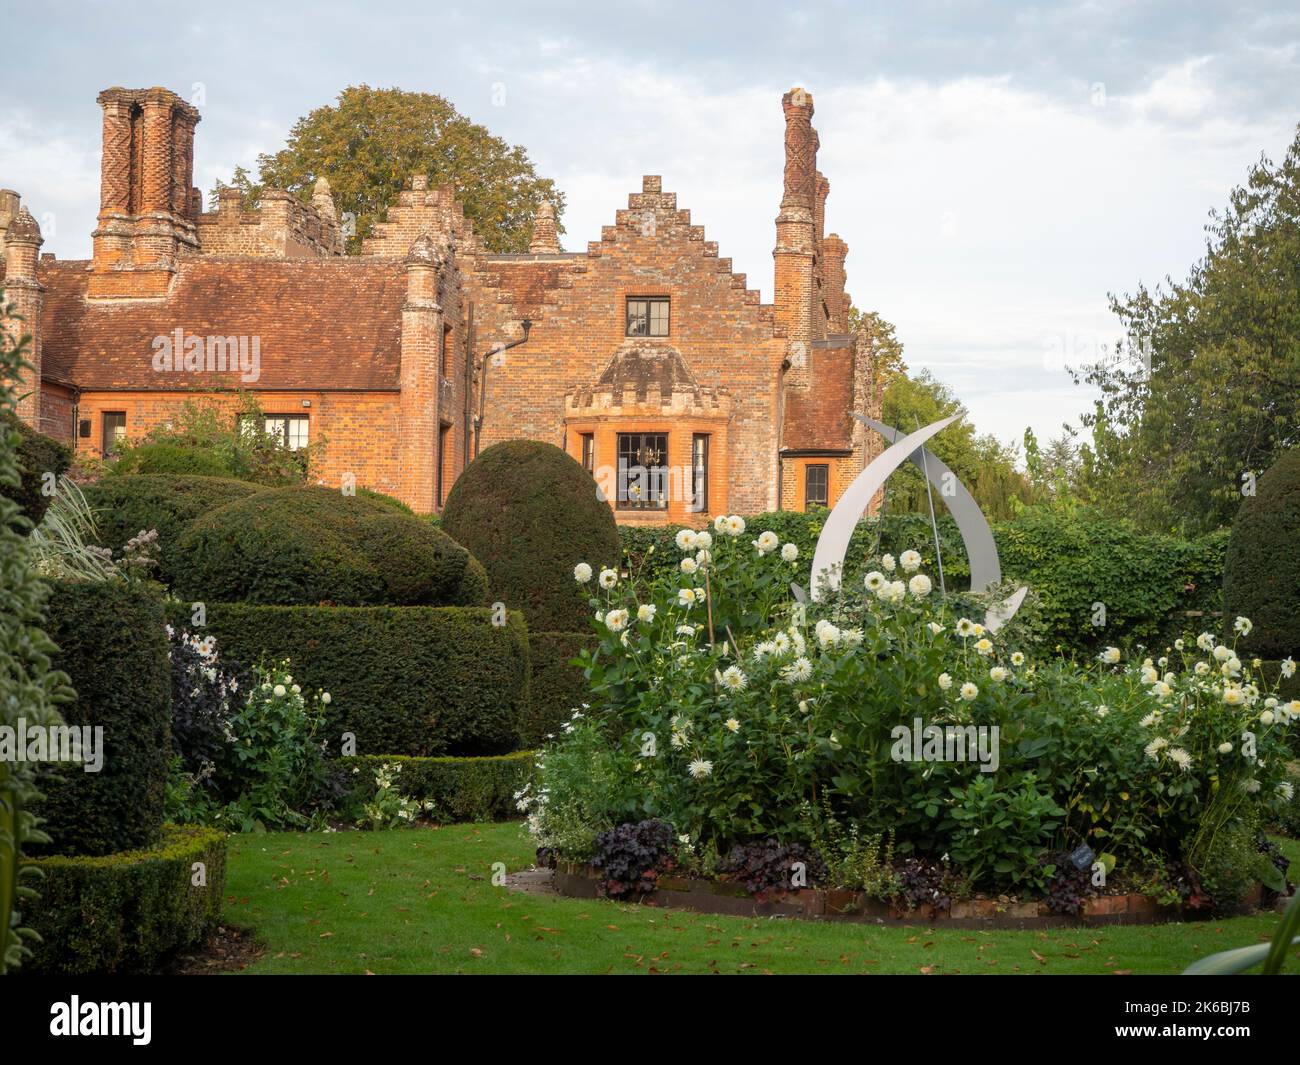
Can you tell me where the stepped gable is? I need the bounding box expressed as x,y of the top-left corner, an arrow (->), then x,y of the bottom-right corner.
38,257 -> 404,391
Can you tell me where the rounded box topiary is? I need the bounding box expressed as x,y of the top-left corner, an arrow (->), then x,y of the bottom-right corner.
174,484 -> 487,607
5,410 -> 71,529
34,579 -> 172,857
442,440 -> 620,632
1224,449 -> 1300,660
81,474 -> 264,584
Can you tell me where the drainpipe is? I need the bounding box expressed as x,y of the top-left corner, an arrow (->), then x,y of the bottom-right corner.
775,356 -> 791,511
474,318 -> 531,458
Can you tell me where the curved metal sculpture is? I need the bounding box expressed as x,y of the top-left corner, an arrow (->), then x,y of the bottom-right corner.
805,415 -> 1027,632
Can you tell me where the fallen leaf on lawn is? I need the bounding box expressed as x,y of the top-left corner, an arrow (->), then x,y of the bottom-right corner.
1031,949 -> 1047,965
919,965 -> 936,974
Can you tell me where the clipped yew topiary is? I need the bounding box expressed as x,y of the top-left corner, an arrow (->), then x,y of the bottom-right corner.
108,440 -> 234,478
442,440 -> 619,631
1224,449 -> 1300,660
175,484 -> 487,607
6,411 -> 71,529
81,474 -> 264,584
34,580 -> 172,857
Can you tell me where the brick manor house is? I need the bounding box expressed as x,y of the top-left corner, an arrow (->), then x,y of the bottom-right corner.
1,85 -> 886,522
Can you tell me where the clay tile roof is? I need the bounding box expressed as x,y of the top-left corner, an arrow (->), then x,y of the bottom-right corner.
38,257 -> 405,391
783,344 -> 855,451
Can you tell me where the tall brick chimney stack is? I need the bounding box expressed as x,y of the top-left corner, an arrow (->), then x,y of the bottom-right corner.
397,232 -> 445,511
774,87 -> 818,379
529,201 -> 561,254
3,207 -> 45,426
91,86 -> 201,298
821,233 -> 850,334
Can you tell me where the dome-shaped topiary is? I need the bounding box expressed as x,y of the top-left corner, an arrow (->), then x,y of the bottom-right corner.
82,474 -> 264,584
442,440 -> 620,631
109,441 -> 235,478
174,484 -> 487,607
1223,449 -> 1300,659
6,411 -> 71,529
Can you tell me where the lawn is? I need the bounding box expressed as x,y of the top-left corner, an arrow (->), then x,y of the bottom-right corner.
222,823 -> 1300,975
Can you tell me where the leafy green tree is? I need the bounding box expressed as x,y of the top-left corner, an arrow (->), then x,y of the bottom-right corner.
1074,125 -> 1300,533
880,370 -> 1033,521
213,86 -> 566,254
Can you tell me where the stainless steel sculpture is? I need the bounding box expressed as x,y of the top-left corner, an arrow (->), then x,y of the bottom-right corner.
805,414 -> 1027,632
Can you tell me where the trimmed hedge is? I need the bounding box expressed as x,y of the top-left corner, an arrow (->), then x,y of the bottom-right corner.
20,824 -> 226,974
81,474 -> 263,584
524,631 -> 596,747
341,752 -> 534,822
621,508 -> 1231,654
175,484 -> 487,607
35,580 -> 171,857
1224,449 -> 1300,660
6,411 -> 71,528
442,440 -> 621,631
169,602 -> 530,757
109,440 -> 234,478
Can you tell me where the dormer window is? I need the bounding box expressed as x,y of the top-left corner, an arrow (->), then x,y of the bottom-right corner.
626,297 -> 669,337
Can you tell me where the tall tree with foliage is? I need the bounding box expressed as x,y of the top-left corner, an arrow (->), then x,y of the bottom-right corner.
1074,125 -> 1300,534
880,370 -> 1033,521
214,86 -> 566,254
0,294 -> 73,972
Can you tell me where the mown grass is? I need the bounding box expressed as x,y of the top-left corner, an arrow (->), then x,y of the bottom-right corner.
222,824 -> 1300,975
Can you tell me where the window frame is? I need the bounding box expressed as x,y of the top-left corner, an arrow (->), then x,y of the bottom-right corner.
580,433 -> 595,474
101,411 -> 127,456
616,431 -> 670,510
691,433 -> 709,514
805,463 -> 829,508
625,296 -> 670,338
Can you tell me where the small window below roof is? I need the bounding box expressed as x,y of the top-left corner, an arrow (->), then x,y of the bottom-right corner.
626,297 -> 669,337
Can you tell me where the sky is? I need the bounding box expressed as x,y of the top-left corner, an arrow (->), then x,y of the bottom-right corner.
2,0 -> 1297,453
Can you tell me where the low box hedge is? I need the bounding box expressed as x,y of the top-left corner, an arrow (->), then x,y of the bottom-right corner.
524,631 -> 596,748
341,751 -> 535,823
170,602 -> 530,757
19,824 -> 227,974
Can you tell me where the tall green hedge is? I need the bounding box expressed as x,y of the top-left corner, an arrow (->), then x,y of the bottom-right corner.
20,825 -> 226,974
341,752 -> 534,822
35,580 -> 171,857
6,411 -> 71,528
1224,449 -> 1300,660
524,631 -> 596,747
170,602 -> 530,757
81,474 -> 263,584
176,484 -> 487,607
620,507 -> 1230,653
442,440 -> 621,631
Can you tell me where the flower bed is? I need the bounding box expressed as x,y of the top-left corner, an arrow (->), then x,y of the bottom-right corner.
546,860 -> 1267,927
523,515 -> 1299,917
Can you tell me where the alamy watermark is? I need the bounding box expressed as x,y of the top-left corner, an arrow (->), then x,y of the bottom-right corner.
890,717 -> 1000,773
0,718 -> 104,772
151,328 -> 261,383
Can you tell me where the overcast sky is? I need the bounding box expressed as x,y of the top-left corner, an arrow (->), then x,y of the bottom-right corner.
3,0 -> 1297,452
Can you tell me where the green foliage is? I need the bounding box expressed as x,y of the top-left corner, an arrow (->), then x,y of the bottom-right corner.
340,752 -> 534,824
4,411 -> 71,529
443,440 -> 621,631
81,474 -> 262,585
109,440 -> 232,478
1076,125 -> 1300,534
170,602 -> 529,756
111,394 -> 310,486
216,85 -> 566,254
18,825 -> 226,974
882,371 -> 1034,521
524,631 -> 597,748
1183,886 -> 1300,973
0,292 -> 74,974
28,476 -> 124,582
34,580 -> 171,857
530,523 -> 1297,896
619,508 -> 1227,654
175,484 -> 487,607
1224,449 -> 1300,659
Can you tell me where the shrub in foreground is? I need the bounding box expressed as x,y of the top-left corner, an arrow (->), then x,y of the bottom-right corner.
35,580 -> 171,857
341,752 -> 534,823
19,825 -> 226,974
176,484 -> 486,606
